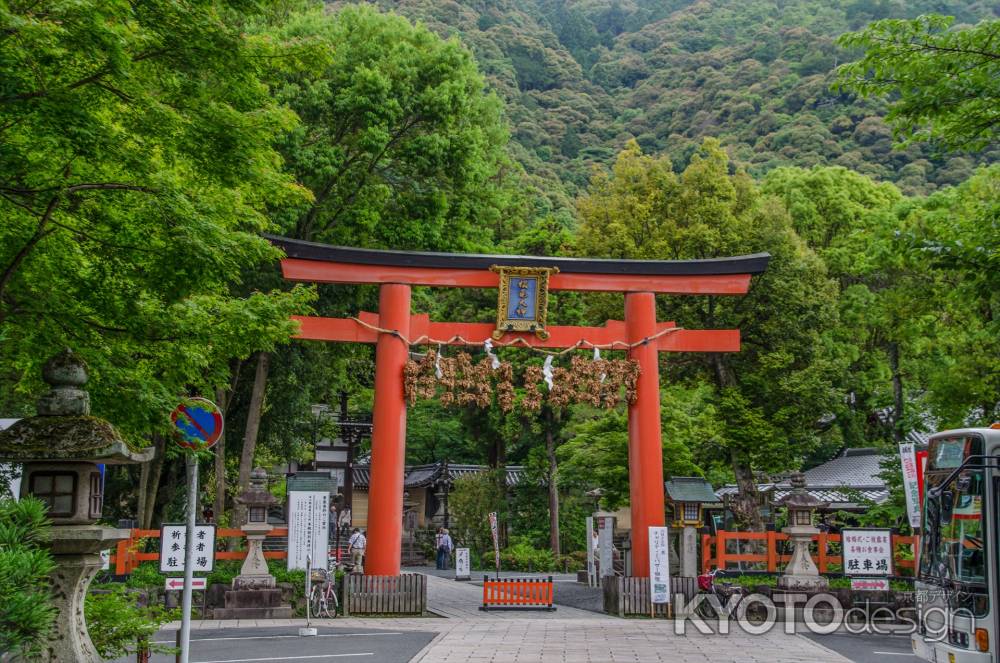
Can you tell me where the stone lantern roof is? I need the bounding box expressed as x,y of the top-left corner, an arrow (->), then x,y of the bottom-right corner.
777,472 -> 829,510
235,467 -> 278,507
0,350 -> 151,465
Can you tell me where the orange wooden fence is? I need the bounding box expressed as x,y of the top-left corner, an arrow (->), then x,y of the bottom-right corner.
480,576 -> 555,611
701,530 -> 918,575
111,528 -> 290,575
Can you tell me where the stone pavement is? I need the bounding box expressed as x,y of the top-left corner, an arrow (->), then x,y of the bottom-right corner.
165,573 -> 853,663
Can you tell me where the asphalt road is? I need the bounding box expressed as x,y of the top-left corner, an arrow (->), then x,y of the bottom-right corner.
110,625 -> 437,663
805,630 -> 921,663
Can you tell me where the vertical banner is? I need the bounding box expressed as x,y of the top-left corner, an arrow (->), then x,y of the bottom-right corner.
598,516 -> 614,578
899,443 -> 921,530
585,516 -> 596,587
916,449 -> 928,504
488,511 -> 500,577
648,526 -> 670,604
287,491 -> 330,571
455,548 -> 470,580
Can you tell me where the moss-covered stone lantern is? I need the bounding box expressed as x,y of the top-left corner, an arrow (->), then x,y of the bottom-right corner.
0,350 -> 152,662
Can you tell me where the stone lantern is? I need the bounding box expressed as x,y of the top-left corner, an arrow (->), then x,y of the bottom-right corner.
665,477 -> 718,577
213,468 -> 292,618
234,467 -> 277,589
0,350 -> 152,662
777,472 -> 829,590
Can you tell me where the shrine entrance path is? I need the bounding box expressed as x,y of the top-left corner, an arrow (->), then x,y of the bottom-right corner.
412,569 -> 602,620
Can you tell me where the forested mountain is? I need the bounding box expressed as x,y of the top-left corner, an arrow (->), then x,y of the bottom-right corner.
366,0 -> 998,209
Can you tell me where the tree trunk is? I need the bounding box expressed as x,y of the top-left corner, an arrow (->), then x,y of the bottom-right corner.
887,341 -> 904,443
213,386 -> 228,525
545,408 -> 561,555
710,352 -> 764,530
235,351 -> 270,525
730,448 -> 764,531
139,433 -> 167,529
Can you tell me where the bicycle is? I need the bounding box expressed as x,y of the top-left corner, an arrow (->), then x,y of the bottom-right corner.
695,568 -> 754,620
308,568 -> 339,619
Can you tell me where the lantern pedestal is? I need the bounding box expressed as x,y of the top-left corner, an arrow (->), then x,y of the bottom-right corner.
213,468 -> 293,619
777,524 -> 828,591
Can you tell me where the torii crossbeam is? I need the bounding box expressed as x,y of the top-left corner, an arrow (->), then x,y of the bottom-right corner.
269,236 -> 769,577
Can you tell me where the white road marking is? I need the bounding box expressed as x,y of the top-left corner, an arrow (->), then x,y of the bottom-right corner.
154,632 -> 403,644
871,652 -> 917,656
195,654 -> 373,663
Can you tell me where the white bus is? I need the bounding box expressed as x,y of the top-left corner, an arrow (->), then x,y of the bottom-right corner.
913,426 -> 1000,663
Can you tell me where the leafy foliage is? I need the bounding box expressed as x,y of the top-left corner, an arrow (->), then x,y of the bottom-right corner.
835,15 -> 1000,151
0,497 -> 56,658
85,586 -> 178,659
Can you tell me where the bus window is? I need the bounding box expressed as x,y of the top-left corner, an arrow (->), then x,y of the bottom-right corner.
922,469 -> 986,588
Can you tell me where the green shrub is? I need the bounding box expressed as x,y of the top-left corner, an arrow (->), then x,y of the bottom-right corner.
0,496 -> 56,658
86,586 -> 178,659
126,562 -> 166,589
501,541 -> 556,572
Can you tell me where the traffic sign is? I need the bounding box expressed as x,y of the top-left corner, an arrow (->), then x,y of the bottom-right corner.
159,524 -> 216,573
170,397 -> 224,451
165,577 -> 206,591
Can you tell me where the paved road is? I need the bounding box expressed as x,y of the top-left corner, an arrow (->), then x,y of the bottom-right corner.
805,630 -> 920,663
110,626 -> 436,663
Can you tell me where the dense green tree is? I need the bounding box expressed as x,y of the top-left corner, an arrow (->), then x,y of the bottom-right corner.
575,140 -> 841,528
0,0 -> 313,440
835,15 -> 1000,151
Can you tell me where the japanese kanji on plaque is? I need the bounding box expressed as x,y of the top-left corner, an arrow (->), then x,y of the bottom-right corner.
159,524 -> 216,573
841,528 -> 892,577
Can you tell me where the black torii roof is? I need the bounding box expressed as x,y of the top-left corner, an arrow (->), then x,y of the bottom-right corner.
266,235 -> 770,277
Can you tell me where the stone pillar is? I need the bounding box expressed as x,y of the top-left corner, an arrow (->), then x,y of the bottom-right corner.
680,526 -> 698,578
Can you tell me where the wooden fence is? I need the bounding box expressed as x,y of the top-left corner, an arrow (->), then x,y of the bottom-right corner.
701,531 -> 918,574
602,576 -> 698,617
110,528 -> 290,575
341,573 -> 426,615
481,576 -> 555,611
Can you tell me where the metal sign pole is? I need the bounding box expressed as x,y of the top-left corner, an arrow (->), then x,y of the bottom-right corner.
179,453 -> 198,663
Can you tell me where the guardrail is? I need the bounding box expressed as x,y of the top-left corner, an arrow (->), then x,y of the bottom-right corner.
700,531 -> 918,574
341,573 -> 426,615
602,576 -> 697,617
480,576 -> 555,611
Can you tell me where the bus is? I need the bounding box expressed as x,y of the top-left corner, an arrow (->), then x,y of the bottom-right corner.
913,426 -> 1000,663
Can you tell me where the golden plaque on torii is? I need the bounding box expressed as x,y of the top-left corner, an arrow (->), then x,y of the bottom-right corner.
490,265 -> 558,340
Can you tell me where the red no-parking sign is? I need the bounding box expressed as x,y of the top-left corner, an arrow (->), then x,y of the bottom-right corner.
170,397 -> 223,451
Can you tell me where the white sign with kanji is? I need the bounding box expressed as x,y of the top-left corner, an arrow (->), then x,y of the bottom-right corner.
598,516 -> 614,578
287,491 -> 329,571
455,548 -> 470,580
159,524 -> 216,573
648,526 -> 671,604
842,528 -> 892,576
899,443 -> 921,529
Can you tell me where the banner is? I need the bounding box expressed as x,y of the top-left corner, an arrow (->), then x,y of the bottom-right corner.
287,491 -> 330,571
598,516 -> 614,578
899,443 -> 921,529
648,526 -> 671,604
455,548 -> 470,580
585,516 -> 596,587
488,511 -> 500,576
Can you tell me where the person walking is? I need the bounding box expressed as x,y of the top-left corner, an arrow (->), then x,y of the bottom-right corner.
347,527 -> 366,574
435,527 -> 453,570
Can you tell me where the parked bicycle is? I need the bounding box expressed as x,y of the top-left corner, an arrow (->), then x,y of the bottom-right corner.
308,567 -> 339,619
695,568 -> 759,621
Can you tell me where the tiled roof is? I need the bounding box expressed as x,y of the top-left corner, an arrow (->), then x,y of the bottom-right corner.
715,447 -> 893,509
286,471 -> 338,493
664,477 -> 718,503
351,461 -> 525,489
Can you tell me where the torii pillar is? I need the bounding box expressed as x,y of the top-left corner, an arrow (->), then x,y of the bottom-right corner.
269,236 -> 769,576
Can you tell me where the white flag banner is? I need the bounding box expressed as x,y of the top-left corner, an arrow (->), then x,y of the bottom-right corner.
456,548 -> 470,579
648,526 -> 671,604
287,491 -> 330,571
899,443 -> 921,529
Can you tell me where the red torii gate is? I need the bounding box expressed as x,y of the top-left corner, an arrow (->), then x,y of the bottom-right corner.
270,237 -> 769,577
